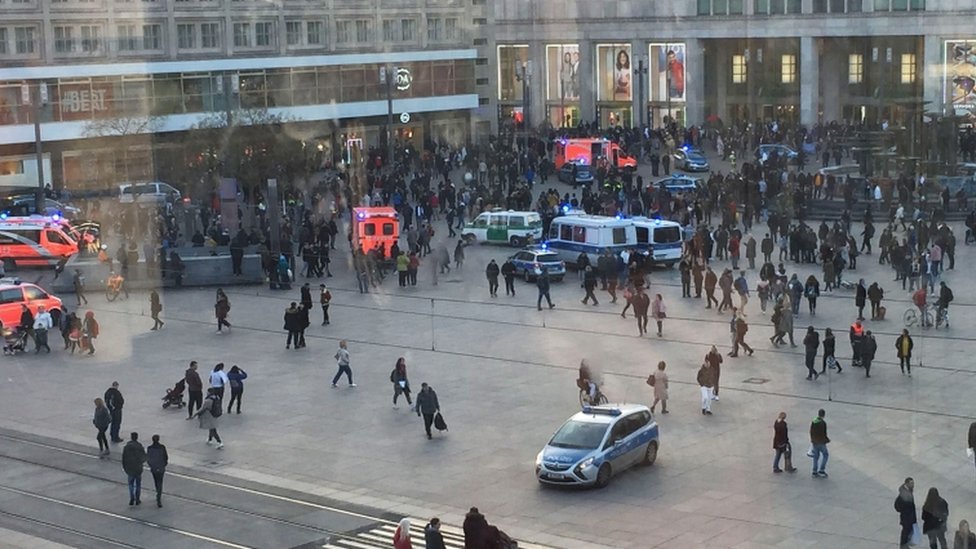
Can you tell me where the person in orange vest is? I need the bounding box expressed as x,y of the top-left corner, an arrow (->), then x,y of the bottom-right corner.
849,319 -> 865,367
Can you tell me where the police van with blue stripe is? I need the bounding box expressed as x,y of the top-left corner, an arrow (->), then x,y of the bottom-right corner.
536,404 -> 659,488
544,214 -> 683,268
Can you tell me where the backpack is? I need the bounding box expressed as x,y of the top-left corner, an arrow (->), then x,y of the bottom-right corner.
210,396 -> 223,417
390,369 -> 397,383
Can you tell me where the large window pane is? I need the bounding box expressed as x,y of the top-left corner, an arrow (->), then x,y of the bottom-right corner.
698,0 -> 711,15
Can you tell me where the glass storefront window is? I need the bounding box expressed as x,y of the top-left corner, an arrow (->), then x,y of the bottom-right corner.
152,74 -> 183,115
316,67 -> 340,104
266,70 -> 293,107
340,66 -> 364,103
238,72 -> 266,109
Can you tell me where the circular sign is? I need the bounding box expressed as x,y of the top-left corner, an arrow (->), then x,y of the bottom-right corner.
399,112 -> 411,124
395,68 -> 412,91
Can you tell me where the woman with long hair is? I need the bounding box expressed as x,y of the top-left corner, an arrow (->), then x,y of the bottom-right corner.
921,487 -> 949,549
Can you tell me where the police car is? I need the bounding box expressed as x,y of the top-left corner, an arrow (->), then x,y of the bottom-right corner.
536,404 -> 659,488
508,246 -> 566,282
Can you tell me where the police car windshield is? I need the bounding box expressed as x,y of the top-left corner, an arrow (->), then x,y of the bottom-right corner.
549,420 -> 607,449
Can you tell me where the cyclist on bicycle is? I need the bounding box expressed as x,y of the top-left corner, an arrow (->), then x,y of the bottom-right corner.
912,286 -> 929,327
107,271 -> 128,299
937,281 -> 953,327
578,359 -> 602,405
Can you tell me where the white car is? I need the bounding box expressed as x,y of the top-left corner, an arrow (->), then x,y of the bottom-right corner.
536,404 -> 659,488
119,182 -> 182,205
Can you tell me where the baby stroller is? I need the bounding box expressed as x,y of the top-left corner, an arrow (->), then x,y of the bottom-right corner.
162,378 -> 186,409
3,327 -> 29,355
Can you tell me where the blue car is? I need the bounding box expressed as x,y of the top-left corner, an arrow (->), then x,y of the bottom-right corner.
536,404 -> 659,488
508,247 -> 566,282
671,147 -> 709,172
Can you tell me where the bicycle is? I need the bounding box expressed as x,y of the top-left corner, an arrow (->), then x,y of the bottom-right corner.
106,275 -> 127,302
578,387 -> 608,407
903,307 -> 933,329
935,306 -> 949,329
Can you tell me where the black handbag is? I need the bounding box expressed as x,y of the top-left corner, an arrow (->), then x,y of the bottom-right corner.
433,412 -> 448,431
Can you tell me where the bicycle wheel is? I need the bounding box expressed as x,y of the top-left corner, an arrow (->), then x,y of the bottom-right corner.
922,311 -> 934,329
106,288 -> 118,302
596,393 -> 608,405
903,309 -> 917,327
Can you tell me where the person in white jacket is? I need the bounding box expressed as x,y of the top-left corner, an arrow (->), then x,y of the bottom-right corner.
32,306 -> 52,353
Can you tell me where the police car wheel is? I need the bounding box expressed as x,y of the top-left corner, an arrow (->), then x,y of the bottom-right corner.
642,441 -> 658,466
595,464 -> 612,488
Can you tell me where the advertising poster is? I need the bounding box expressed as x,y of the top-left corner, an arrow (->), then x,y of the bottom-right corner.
497,44 -> 529,102
649,43 -> 686,103
545,44 -> 580,101
596,44 -> 631,102
946,40 -> 976,118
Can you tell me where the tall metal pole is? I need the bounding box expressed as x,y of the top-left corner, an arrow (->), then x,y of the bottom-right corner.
665,59 -> 672,129
637,58 -> 645,128
28,82 -> 46,213
385,64 -> 395,171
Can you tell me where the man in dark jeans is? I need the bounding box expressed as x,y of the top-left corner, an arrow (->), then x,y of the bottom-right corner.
536,268 -> 555,311
185,361 -> 204,420
415,383 -> 440,440
104,381 -> 125,443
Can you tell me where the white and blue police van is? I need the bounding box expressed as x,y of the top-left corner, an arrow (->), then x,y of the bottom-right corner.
631,217 -> 684,267
544,214 -> 635,268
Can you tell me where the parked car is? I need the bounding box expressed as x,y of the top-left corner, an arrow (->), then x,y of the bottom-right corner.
558,161 -> 595,186
755,144 -> 799,164
0,278 -> 63,329
536,404 -> 659,488
652,175 -> 704,194
507,247 -> 566,282
118,182 -> 182,205
671,147 -> 709,172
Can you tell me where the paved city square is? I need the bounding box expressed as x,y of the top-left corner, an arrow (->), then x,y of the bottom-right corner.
1,207 -> 975,548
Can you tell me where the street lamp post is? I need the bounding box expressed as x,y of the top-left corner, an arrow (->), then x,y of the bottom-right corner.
516,60 -> 533,176
381,65 -> 396,171
22,81 -> 47,213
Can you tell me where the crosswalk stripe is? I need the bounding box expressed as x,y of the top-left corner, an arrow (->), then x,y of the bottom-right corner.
321,516 -> 552,549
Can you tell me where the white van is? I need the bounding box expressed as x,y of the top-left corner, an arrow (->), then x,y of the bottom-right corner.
118,182 -> 182,205
631,217 -> 684,266
462,209 -> 543,247
545,215 -> 634,267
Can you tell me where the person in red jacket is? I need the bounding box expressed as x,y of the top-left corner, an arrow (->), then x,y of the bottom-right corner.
393,517 -> 412,549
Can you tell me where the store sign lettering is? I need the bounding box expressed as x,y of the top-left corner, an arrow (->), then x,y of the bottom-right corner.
61,89 -> 108,114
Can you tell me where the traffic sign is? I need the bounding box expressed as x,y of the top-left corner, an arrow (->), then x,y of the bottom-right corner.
400,112 -> 411,124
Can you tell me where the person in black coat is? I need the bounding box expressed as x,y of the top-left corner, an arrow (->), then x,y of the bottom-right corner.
855,279 -> 867,320
93,398 -> 111,457
500,259 -> 516,296
283,303 -> 301,349
146,434 -> 168,508
862,330 -> 878,378
424,517 -> 446,549
485,259 -> 500,298
297,304 -> 310,348
121,432 -> 146,506
415,383 -> 440,440
895,478 -> 918,549
895,329 -> 914,376
803,326 -> 820,381
463,507 -> 489,549
104,381 -> 125,443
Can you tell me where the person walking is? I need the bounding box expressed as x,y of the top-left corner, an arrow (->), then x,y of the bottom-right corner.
704,266 -> 719,308
391,357 -> 413,408
226,365 -> 247,414
415,382 -> 440,440
332,340 -> 355,387
697,346 -> 720,401
868,281 -> 885,320
651,293 -> 666,337
804,275 -> 820,316
300,282 -> 313,312
922,487 -> 950,549
393,518 -> 412,549
149,290 -> 164,330
146,434 -> 168,508
809,408 -> 830,477
454,240 -> 465,270
215,288 -> 231,334
320,284 -> 332,325
209,363 -> 229,400
734,271 -> 750,315
104,381 -> 125,443
649,361 -> 668,414
284,302 -> 302,349
772,412 -> 797,473
697,360 -> 715,415
93,397 -> 111,458
73,269 -> 88,305
501,258 -> 516,296
32,305 -> 52,353
718,269 -> 734,313
581,266 -> 599,306
803,326 -> 820,380
821,327 -> 841,374
185,361 -> 203,419
485,259 -> 500,298
121,432 -> 146,506
536,268 -> 555,311
896,478 -> 918,549
731,315 -> 754,357
855,279 -> 867,320
632,285 -> 650,336
954,520 -> 976,548
424,517 -> 446,549
896,329 -> 914,376
82,310 -> 98,355
194,388 -> 223,449
862,330 -> 878,378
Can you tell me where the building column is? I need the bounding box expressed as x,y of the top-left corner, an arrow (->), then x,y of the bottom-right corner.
631,38 -> 645,128
579,39 -> 595,124
529,40 -> 545,130
922,34 -> 945,116
800,36 -> 820,127
686,38 -> 705,125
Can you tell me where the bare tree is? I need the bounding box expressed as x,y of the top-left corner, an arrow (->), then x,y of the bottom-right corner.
83,115 -> 162,138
